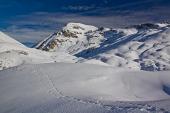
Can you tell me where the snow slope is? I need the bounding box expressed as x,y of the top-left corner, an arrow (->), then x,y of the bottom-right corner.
0,63 -> 170,113
0,31 -> 23,45
0,31 -> 77,70
36,23 -> 170,71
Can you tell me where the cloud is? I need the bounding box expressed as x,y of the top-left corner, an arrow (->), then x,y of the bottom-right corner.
3,25 -> 53,43
62,5 -> 95,11
2,5 -> 170,43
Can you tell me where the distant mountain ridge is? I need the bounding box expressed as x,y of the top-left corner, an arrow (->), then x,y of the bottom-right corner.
36,22 -> 170,71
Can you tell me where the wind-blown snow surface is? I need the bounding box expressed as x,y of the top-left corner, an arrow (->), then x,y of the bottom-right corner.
0,63 -> 170,113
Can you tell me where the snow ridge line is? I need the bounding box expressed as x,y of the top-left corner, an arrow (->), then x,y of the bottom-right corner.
35,32 -> 57,49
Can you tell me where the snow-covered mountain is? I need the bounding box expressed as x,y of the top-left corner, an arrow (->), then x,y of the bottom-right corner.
36,22 -> 170,71
2,22 -> 169,71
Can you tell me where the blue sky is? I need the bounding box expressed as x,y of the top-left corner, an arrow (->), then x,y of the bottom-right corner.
0,0 -> 170,43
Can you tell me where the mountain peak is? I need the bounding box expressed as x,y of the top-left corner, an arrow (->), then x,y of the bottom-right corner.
63,22 -> 98,35
36,22 -> 170,71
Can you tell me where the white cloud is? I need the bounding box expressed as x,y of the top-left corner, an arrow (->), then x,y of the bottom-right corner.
3,25 -> 53,43
62,5 -> 95,11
